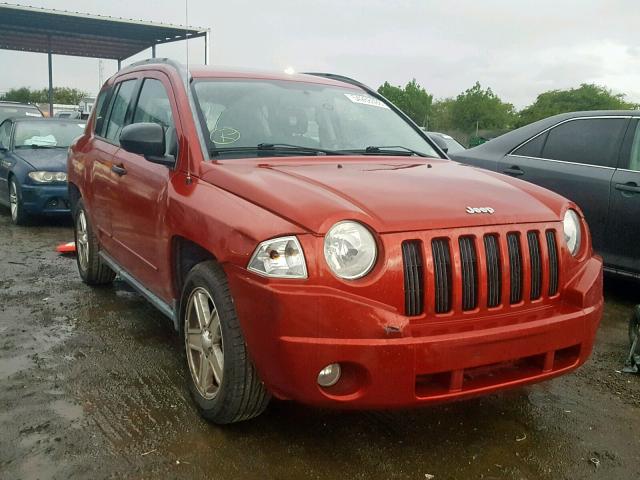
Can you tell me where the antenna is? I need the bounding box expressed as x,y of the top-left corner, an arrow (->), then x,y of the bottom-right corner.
184,0 -> 192,184
98,59 -> 104,89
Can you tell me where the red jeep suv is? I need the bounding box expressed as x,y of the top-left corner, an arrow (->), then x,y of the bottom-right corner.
67,59 -> 603,424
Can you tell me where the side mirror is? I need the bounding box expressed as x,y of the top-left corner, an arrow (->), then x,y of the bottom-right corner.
429,135 -> 449,154
120,123 -> 175,167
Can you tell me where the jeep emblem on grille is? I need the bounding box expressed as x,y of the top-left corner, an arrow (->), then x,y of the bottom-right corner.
466,206 -> 495,214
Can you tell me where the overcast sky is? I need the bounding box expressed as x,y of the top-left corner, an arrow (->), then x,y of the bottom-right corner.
1,0 -> 640,108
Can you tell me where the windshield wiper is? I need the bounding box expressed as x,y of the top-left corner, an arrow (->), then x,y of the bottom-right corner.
16,144 -> 57,149
210,143 -> 344,157
339,145 -> 429,157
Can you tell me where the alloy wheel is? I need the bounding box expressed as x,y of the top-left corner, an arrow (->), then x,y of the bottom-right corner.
185,287 -> 224,400
76,210 -> 90,271
9,181 -> 18,222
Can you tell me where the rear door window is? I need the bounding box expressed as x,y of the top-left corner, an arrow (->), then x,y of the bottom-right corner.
93,87 -> 112,137
624,120 -> 640,172
104,80 -> 136,144
541,118 -> 627,167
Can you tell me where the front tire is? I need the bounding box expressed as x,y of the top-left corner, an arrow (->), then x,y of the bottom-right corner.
74,199 -> 115,285
9,177 -> 29,225
181,261 -> 270,424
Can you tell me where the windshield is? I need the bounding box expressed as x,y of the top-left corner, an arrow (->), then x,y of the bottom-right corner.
14,121 -> 86,148
193,79 -> 440,158
0,105 -> 42,124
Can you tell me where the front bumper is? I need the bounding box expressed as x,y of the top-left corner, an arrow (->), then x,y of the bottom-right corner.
226,255 -> 603,409
20,183 -> 70,215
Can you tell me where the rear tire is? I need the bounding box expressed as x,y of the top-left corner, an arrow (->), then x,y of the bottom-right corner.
74,199 -> 115,285
628,305 -> 640,351
9,177 -> 29,226
180,261 -> 270,424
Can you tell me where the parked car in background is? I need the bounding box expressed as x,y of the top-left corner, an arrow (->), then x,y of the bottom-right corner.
55,110 -> 81,119
68,60 -> 602,424
450,110 -> 640,279
0,117 -> 85,224
426,131 -> 466,154
0,101 -> 43,123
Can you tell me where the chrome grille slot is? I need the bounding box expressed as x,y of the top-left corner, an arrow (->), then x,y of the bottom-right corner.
459,236 -> 478,310
483,234 -> 502,307
507,233 -> 523,304
546,230 -> 559,296
402,241 -> 424,316
527,231 -> 542,300
432,238 -> 452,314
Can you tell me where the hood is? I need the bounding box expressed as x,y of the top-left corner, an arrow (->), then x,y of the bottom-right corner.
200,157 -> 568,234
14,148 -> 68,171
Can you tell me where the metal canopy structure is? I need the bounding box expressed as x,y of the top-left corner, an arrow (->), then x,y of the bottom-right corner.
0,3 -> 210,115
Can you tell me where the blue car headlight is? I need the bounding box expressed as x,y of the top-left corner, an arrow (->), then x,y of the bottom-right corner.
28,171 -> 67,183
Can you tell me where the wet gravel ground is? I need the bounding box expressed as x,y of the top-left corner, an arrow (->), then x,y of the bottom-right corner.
0,209 -> 639,480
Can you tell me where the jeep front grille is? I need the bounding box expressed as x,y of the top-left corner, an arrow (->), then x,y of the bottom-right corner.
401,227 -> 561,316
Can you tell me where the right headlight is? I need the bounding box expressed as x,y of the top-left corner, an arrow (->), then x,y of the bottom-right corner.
324,221 -> 377,280
563,209 -> 582,256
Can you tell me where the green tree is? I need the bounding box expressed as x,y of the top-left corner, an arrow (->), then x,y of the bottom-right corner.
429,98 -> 455,131
450,81 -> 515,133
517,83 -> 638,127
1,86 -> 88,105
377,79 -> 433,127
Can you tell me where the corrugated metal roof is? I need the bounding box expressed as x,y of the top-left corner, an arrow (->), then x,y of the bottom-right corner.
0,2 -> 208,60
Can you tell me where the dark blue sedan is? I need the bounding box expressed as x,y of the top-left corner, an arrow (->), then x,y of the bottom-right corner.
0,117 -> 86,224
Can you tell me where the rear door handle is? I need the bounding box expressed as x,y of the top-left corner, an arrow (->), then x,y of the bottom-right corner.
111,164 -> 127,176
503,165 -> 524,176
615,182 -> 640,194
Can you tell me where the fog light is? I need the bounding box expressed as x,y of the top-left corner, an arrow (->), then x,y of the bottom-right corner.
317,363 -> 341,387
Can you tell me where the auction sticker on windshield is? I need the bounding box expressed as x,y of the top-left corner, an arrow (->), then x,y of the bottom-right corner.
344,93 -> 389,109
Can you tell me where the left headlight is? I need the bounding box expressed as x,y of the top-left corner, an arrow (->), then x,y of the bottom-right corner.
324,221 -> 377,280
248,236 -> 307,278
28,171 -> 67,183
563,209 -> 582,256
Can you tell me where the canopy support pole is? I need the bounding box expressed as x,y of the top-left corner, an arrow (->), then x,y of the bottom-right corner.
151,44 -> 156,58
47,35 -> 53,117
204,30 -> 210,65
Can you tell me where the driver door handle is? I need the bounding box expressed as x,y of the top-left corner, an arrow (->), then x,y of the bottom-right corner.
111,164 -> 127,176
615,182 -> 640,194
503,165 -> 524,176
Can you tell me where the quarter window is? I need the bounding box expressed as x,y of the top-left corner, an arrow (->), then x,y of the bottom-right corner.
132,78 -> 177,156
104,80 -> 136,143
512,131 -> 547,158
541,118 -> 627,168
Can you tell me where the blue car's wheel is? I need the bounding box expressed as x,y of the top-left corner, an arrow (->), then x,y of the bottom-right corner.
9,177 -> 29,226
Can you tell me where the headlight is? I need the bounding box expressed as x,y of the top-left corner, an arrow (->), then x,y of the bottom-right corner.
28,171 -> 67,183
247,236 -> 307,278
563,209 -> 582,256
324,221 -> 377,280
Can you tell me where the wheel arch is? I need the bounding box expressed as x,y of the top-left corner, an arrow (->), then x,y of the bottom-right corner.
68,182 -> 81,215
172,236 -> 218,299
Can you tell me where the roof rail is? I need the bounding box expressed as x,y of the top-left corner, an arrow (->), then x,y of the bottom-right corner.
125,57 -> 185,73
118,57 -> 190,91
